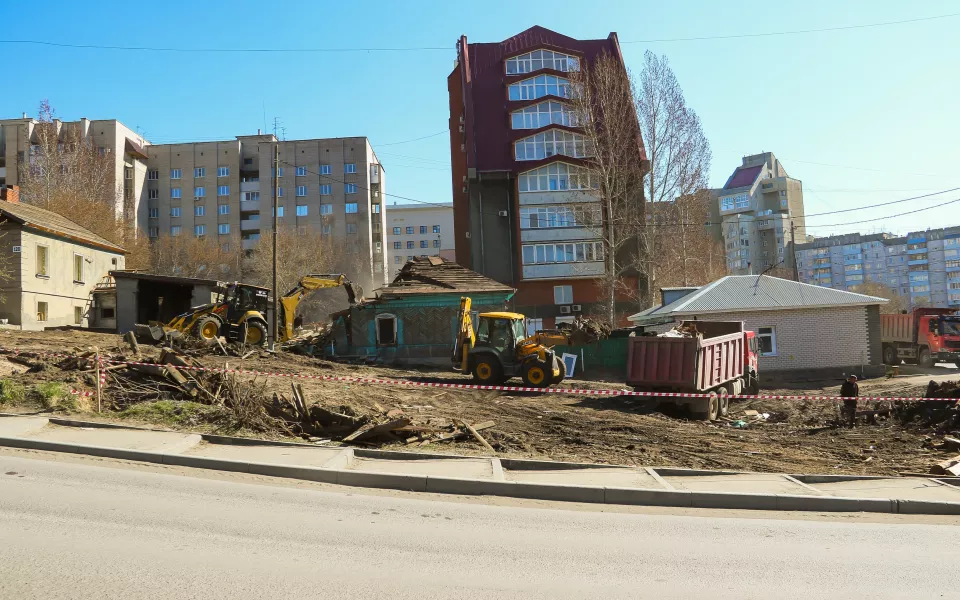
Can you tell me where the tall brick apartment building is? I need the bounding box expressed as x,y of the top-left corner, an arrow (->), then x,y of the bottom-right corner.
448,26 -> 646,330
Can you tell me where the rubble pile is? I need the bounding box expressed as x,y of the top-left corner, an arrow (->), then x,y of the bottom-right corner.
895,380 -> 960,432
657,322 -> 699,338
556,316 -> 611,341
279,324 -> 335,357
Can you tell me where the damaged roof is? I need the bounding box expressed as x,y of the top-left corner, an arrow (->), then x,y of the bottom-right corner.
0,199 -> 125,253
377,257 -> 515,298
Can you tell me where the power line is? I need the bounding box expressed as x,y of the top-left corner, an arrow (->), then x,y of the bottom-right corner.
787,158 -> 948,178
804,187 -> 960,218
798,197 -> 960,229
376,130 -> 447,147
0,40 -> 449,53
621,12 -> 960,44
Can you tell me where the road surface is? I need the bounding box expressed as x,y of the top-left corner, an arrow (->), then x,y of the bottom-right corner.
1,451 -> 957,599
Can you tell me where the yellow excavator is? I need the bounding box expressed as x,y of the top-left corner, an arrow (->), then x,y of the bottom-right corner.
452,296 -> 582,388
136,274 -> 359,346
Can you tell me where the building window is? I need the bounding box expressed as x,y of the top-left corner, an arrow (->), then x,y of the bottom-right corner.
217,166 -> 229,177
171,169 -> 181,180
195,187 -> 206,198
295,205 -> 308,216
508,74 -> 572,101
296,166 -> 307,177
148,170 -> 159,180
554,285 -> 573,304
345,183 -> 357,194
278,187 -> 284,197
195,205 -> 205,217
372,203 -> 380,214
149,208 -> 159,218
320,164 -> 331,175
345,163 -> 357,174
515,129 -> 591,161
272,167 -> 284,177
319,204 -> 332,215
148,189 -> 159,200
506,49 -> 580,74
420,240 -> 428,248
393,241 -> 401,249
194,167 -> 205,178
757,327 -> 777,356
525,318 -> 544,337
375,314 -> 397,346
218,204 -> 230,215
171,188 -> 181,199
273,206 -> 285,217
433,239 -> 440,248
37,301 -> 48,322
74,306 -> 83,325
407,241 -> 415,249
394,255 -> 401,264
419,225 -> 427,234
320,184 -> 332,195
520,205 -> 598,229
73,253 -> 84,283
405,226 -> 414,235
518,162 -> 596,192
296,185 -> 307,197
171,207 -> 181,217
521,242 -> 603,264
170,226 -> 181,236
148,227 -> 159,238
217,185 -> 229,196
345,202 -> 358,213
346,223 -> 358,234
321,223 -> 332,235
195,224 -> 206,237
218,224 -> 230,234
393,227 -> 401,235
511,101 -> 577,129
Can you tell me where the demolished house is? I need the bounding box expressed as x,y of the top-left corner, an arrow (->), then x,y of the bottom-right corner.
327,257 -> 515,365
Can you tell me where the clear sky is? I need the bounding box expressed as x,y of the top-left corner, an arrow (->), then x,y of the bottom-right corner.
2,0 -> 958,239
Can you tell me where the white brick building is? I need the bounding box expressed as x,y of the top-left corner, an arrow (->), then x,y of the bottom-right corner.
629,275 -> 887,373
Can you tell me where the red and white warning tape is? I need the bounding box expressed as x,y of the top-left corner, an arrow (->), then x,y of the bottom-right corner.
3,346 -> 958,403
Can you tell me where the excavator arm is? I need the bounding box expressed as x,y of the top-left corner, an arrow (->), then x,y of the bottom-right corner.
452,296 -> 475,371
278,273 -> 360,342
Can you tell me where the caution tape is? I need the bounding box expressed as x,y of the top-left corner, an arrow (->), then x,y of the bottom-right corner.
3,346 -> 959,403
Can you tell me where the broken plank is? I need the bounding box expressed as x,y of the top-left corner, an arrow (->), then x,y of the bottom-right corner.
342,422 -> 376,442
461,420 -> 496,454
349,418 -> 412,442
124,331 -> 140,355
930,454 -> 960,476
425,421 -> 496,444
943,436 -> 960,450
372,402 -> 386,414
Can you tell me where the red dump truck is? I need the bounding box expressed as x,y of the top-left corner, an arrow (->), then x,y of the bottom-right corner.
881,308 -> 960,368
626,321 -> 759,421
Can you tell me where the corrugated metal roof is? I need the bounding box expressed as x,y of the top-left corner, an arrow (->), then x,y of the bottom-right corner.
0,199 -> 125,253
629,275 -> 887,320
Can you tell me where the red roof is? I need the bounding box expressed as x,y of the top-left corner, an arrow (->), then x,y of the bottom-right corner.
724,165 -> 763,190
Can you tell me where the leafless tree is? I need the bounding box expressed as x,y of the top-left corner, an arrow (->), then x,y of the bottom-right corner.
852,279 -> 908,314
654,192 -> 727,287
147,233 -> 245,281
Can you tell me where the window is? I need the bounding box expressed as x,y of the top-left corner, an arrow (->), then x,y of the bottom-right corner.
405,226 -> 414,234
148,169 -> 159,180
273,206 -> 285,217
407,241 -> 415,249
345,202 -> 358,213
37,301 -> 48,322
217,224 -> 230,235
195,225 -> 206,236
376,314 -> 397,345
194,167 -> 205,178
296,185 -> 307,197
148,189 -> 159,200
519,205 -> 599,229
521,242 -> 604,264
518,162 -> 596,192
272,167 -> 284,177
321,223 -> 332,235
295,205 -> 308,216
217,185 -> 229,196
554,285 -> 573,304
74,306 -> 83,325
507,74 -> 572,101
171,169 -> 181,180
346,223 -> 358,234
218,204 -> 230,215
394,255 -> 401,264
515,129 -> 592,160
345,183 -> 357,194
217,166 -> 229,177
393,227 -> 401,235
511,101 -> 578,129
171,187 -> 181,199
296,166 -> 307,177
70,253 -> 84,283
525,318 -> 544,337
319,204 -> 333,215
420,240 -> 428,248
170,226 -> 181,236
277,187 -> 284,197
320,164 -> 331,175
372,204 -> 381,214
757,327 -> 777,356
345,163 -> 357,174
432,225 -> 441,234
195,205 -> 205,217
393,241 -> 401,249
195,186 -> 206,198
419,225 -> 428,234
506,49 -> 580,74
170,207 -> 181,217
319,184 -> 332,195
433,240 -> 440,248
148,227 -> 159,238
149,208 -> 159,218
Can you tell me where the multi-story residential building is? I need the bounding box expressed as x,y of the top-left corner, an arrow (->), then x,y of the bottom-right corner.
0,114 -> 150,221
385,202 -> 455,274
710,152 -> 806,275
448,26 -> 646,327
794,226 -> 960,308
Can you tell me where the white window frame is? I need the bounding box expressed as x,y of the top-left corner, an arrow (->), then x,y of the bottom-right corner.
345,183 -> 357,194
344,163 -> 357,174
148,169 -> 159,180
170,226 -> 182,236
218,223 -> 230,235
521,241 -> 604,265
345,202 -> 358,214
37,301 -> 48,322
217,185 -> 229,196
195,205 -> 205,217
320,204 -> 333,215
194,167 -> 205,178
511,100 -> 577,129
171,188 -> 181,199
515,129 -> 592,161
217,166 -> 229,177
194,224 -> 206,237
296,185 -> 307,197
507,74 -> 572,101
73,253 -> 85,283
525,318 -> 544,337
553,285 -> 573,304
296,166 -> 307,177
218,204 -> 230,215
319,184 -> 332,195
506,49 -> 580,74
148,227 -> 159,238
518,162 -> 596,192
519,205 -> 598,229
319,164 -> 331,175
149,208 -> 159,218
296,205 -> 308,217
170,207 -> 181,217
757,326 -> 777,357
170,169 -> 181,180
148,189 -> 159,200
74,306 -> 84,325
194,187 -> 205,198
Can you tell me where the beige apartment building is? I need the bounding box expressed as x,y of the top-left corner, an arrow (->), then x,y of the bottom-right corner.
385,202 -> 455,274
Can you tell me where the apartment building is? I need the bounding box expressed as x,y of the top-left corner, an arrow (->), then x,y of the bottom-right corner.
448,26 -> 646,327
385,202 -> 455,274
0,114 -> 149,221
710,152 -> 806,275
794,226 -> 960,308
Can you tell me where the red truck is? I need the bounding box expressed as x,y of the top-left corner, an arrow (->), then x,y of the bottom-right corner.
881,308 -> 960,368
626,321 -> 759,421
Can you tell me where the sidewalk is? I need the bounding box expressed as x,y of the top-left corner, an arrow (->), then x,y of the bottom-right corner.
2,414 -> 959,515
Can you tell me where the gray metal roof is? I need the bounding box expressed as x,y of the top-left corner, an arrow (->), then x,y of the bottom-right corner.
629,275 -> 887,321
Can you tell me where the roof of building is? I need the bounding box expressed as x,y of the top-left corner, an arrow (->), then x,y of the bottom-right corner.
0,199 -> 125,253
377,257 -> 515,297
723,165 -> 763,190
629,275 -> 887,321
110,271 -> 223,286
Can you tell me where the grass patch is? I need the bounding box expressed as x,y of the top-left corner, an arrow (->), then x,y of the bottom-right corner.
0,379 -> 26,406
28,382 -> 75,410
118,400 -> 218,427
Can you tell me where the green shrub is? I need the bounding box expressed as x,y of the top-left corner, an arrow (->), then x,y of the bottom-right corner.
0,379 -> 25,405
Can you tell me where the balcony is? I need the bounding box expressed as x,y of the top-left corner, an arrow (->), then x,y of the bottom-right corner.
756,220 -> 775,231
907,246 -> 928,255
908,258 -> 929,266
241,219 -> 261,231
522,261 -> 604,279
241,238 -> 259,251
240,200 -> 260,213
518,189 -> 600,206
240,180 -> 260,193
520,228 -> 600,243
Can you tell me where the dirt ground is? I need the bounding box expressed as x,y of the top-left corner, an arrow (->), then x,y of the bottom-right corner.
1,328 -> 958,476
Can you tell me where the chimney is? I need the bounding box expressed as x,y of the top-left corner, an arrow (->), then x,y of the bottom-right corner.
1,185 -> 21,204
21,112 -> 26,119
257,128 -> 261,135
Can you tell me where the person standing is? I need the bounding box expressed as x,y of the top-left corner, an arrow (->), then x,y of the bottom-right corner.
840,374 -> 859,427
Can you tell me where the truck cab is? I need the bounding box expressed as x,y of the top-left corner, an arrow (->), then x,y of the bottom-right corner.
924,314 -> 960,367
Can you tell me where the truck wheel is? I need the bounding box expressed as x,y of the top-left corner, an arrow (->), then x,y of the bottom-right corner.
692,391 -> 719,421
193,316 -> 221,343
717,387 -> 730,417
730,379 -> 743,397
471,359 -> 504,386
521,360 -> 552,388
919,348 -> 934,369
243,320 -> 268,346
883,345 -> 901,366
550,358 -> 567,385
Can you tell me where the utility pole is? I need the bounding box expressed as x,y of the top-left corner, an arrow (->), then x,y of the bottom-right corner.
791,220 -> 799,281
270,142 -> 279,350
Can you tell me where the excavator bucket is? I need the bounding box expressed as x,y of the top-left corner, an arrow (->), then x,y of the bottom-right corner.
134,322 -> 180,343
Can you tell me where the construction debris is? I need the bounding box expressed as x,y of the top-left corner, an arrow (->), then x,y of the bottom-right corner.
895,380 -> 960,431
931,454 -> 960,476
280,324 -> 335,357
657,322 -> 700,338
556,316 -> 611,341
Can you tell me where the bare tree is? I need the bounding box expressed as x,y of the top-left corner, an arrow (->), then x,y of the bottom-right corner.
147,233 -> 245,281
851,279 -> 908,314
654,191 -> 727,287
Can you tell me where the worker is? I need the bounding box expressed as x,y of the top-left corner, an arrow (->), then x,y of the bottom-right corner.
488,319 -> 512,352
840,374 -> 859,427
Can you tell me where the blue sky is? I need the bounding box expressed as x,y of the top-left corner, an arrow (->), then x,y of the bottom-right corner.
2,0 -> 958,239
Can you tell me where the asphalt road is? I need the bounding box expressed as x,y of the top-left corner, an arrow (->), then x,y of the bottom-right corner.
0,453 -> 956,600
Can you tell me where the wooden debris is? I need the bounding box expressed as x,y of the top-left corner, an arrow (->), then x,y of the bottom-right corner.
943,436 -> 960,450
422,420 -> 495,445
931,454 -> 960,476
124,331 -> 140,355
460,419 -> 496,453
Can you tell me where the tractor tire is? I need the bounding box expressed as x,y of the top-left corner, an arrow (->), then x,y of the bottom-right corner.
243,320 -> 268,346
692,391 -> 720,421
551,357 -> 567,385
193,316 -> 221,344
919,348 -> 934,369
471,357 -> 504,386
883,345 -> 901,366
521,360 -> 552,388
